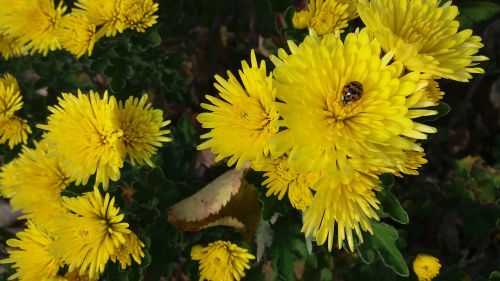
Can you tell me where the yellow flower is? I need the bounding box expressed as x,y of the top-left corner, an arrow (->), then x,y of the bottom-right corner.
191,241 -> 255,281
197,50 -> 279,169
0,73 -> 22,119
357,0 -> 488,82
302,172 -> 381,251
0,116 -> 31,148
252,155 -> 319,211
292,0 -> 358,35
58,13 -> 99,58
310,0 -> 351,35
400,75 -> 441,152
413,254 -> 441,281
52,187 -> 131,278
395,150 -> 428,176
270,29 -> 430,178
0,140 -> 70,225
38,90 -> 124,189
270,29 -> 439,249
0,32 -> 27,59
118,95 -> 171,167
411,76 -> 445,108
292,10 -> 312,29
120,0 -> 159,32
74,0 -> 125,37
1,222 -> 62,281
0,73 -> 30,148
0,0 -> 66,55
110,232 -> 145,269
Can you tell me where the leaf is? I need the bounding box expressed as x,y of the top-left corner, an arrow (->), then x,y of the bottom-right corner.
377,188 -> 409,224
320,268 -> 333,281
358,222 -> 409,277
457,2 -> 500,29
255,220 -> 274,262
267,214 -> 307,280
356,242 -> 376,264
168,169 -> 261,239
199,217 -> 245,229
490,271 -> 500,281
132,26 -> 162,50
168,168 -> 246,222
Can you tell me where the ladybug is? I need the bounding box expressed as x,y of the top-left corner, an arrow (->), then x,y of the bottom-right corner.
341,81 -> 364,105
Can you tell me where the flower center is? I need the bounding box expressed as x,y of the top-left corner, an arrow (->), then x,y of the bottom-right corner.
101,129 -> 124,144
276,158 -> 297,182
233,98 -> 273,131
77,228 -> 90,241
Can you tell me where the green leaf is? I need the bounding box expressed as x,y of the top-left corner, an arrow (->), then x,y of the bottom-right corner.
90,57 -> 110,72
457,2 -> 500,29
320,268 -> 333,281
132,26 -> 162,50
358,222 -> 409,277
377,188 -> 409,224
146,167 -> 167,187
490,271 -> 500,281
356,242 -> 376,264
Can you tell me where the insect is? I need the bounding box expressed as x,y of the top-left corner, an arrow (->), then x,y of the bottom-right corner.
341,81 -> 364,105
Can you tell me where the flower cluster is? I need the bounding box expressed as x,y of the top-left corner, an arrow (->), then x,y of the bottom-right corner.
0,90 -> 170,280
36,90 -> 171,189
0,189 -> 144,280
191,241 -> 255,281
0,0 -> 159,59
196,0 -> 486,252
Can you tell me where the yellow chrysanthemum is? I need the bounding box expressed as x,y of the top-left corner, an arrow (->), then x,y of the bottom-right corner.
74,0 -> 125,37
191,241 -> 255,281
252,155 -> 319,211
270,29 -> 432,178
0,0 -> 66,55
411,76 -> 445,108
0,140 -> 70,225
118,95 -> 171,166
52,188 -> 131,278
38,90 -> 124,188
120,0 -> 159,32
310,0 -> 351,35
0,73 -> 31,148
292,0 -> 358,35
58,13 -> 99,58
0,73 -> 22,118
270,29 -> 439,249
394,149 -> 428,176
110,232 -> 145,269
292,10 -> 312,29
1,222 -> 62,281
0,116 -> 31,148
197,50 -> 279,169
302,172 -> 381,251
0,32 -> 27,59
413,254 -> 441,281
357,0 -> 488,82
